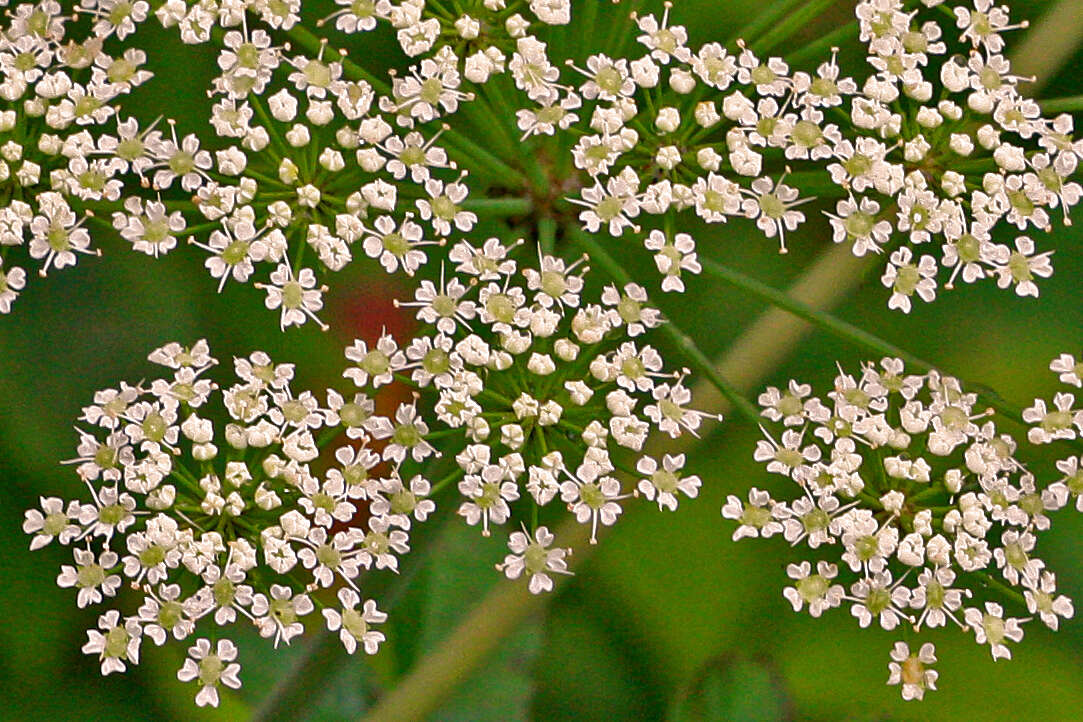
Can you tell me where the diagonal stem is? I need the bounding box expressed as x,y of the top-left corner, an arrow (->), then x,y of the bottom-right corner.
356,235 -> 879,722
573,232 -> 761,424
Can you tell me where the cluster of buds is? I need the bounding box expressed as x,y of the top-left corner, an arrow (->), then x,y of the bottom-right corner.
725,357 -> 1078,700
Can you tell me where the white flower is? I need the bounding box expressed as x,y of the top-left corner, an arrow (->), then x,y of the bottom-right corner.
177,638 -> 242,707
251,584 -> 313,647
783,560 -> 843,617
81,610 -> 142,675
635,454 -> 700,511
887,641 -> 937,701
322,588 -> 387,654
722,487 -> 783,541
498,525 -> 572,593
965,602 -> 1024,660
258,263 -> 328,332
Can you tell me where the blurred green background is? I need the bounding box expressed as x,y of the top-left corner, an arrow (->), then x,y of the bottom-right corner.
2,1 -> 1083,720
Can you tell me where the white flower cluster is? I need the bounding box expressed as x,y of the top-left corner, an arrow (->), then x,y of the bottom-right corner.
725,357 -> 1078,700
0,0 -> 156,313
26,277 -> 711,704
143,0 -> 575,330
530,0 -> 1080,309
23,341 -> 394,707
346,243 -> 711,578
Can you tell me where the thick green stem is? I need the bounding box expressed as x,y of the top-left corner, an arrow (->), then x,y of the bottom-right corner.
1040,95 -> 1083,115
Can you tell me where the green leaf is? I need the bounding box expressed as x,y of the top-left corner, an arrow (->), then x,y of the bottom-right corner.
413,523 -> 542,722
669,657 -> 788,722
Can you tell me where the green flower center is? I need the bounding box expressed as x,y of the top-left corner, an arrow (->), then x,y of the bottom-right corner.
94,445 -> 118,469
42,512 -> 68,536
392,423 -> 421,448
796,574 -> 828,602
430,196 -> 458,221
792,120 -> 823,148
774,447 -> 804,468
48,225 -> 71,252
99,502 -> 128,526
304,60 -> 332,89
342,607 -> 369,639
1042,409 -> 1071,432
422,348 -> 450,375
864,587 -> 891,615
651,469 -> 680,494
269,598 -> 297,626
802,508 -> 829,533
759,193 -> 786,219
282,282 -> 305,309
1008,252 -> 1032,283
312,491 -> 336,514
739,505 -> 771,528
213,577 -> 236,608
578,481 -> 606,509
844,212 -> 874,239
523,544 -> 550,574
77,563 -> 106,589
982,613 -> 1006,645
894,264 -> 920,295
316,543 -> 342,568
390,490 -> 418,515
104,626 -> 130,659
540,270 -> 566,299
855,534 -> 880,561
845,153 -> 872,177
168,150 -> 195,176
750,64 -> 776,86
158,600 -> 183,629
595,66 -> 623,95
486,293 -> 516,324
926,581 -> 945,609
199,654 -> 224,687
419,78 -> 443,106
339,402 -> 368,428
139,545 -> 166,569
382,232 -> 409,257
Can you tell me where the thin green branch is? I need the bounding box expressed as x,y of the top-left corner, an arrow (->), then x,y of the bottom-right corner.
574,232 -> 761,425
461,197 -> 533,216
751,0 -> 838,55
697,256 -> 1083,448
730,0 -> 808,46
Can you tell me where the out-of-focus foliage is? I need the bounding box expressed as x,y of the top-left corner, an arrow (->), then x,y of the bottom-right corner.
2,0 -> 1082,719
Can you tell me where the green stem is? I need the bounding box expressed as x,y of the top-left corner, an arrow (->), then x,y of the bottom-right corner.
460,197 -> 533,216
538,216 -> 557,255
973,571 -> 1028,609
1039,95 -> 1083,114
751,0 -> 838,55
695,255 -> 1062,435
573,232 -> 761,425
732,0 -> 810,45
785,21 -> 859,66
